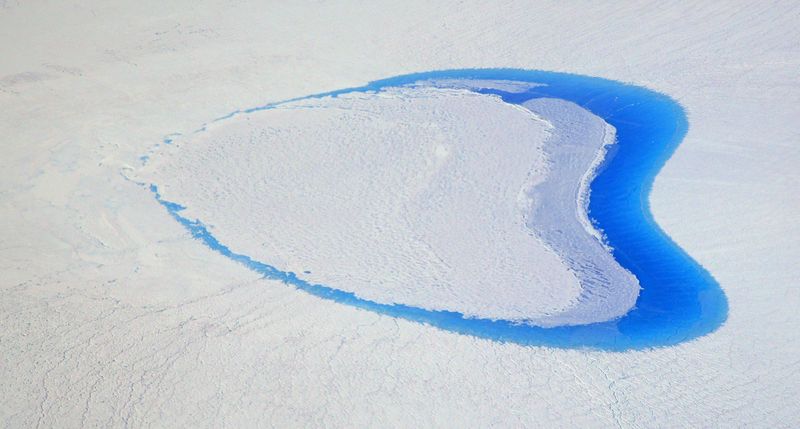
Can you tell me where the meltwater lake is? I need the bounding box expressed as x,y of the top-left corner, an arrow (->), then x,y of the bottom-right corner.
150,69 -> 728,351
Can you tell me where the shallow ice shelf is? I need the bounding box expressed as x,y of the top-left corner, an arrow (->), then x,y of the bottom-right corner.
141,85 -> 639,326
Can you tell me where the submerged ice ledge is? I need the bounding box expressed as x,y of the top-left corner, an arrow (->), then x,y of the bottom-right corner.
519,97 -> 640,326
138,69 -> 728,350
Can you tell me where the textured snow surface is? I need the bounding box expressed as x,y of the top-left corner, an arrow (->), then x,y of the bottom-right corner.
2,1 -> 799,427
143,87 -> 638,326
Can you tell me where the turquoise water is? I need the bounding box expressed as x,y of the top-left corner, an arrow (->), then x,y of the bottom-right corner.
150,69 -> 728,351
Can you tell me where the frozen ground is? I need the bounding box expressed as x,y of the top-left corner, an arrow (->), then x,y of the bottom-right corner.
1,1 -> 799,427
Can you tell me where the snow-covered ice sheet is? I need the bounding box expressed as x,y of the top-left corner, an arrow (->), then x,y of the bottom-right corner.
2,1 -> 799,427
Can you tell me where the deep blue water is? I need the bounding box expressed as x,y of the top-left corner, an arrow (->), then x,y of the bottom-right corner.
150,69 -> 728,351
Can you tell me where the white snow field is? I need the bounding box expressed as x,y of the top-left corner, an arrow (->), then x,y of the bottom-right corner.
1,1 -> 799,427
141,87 -> 638,326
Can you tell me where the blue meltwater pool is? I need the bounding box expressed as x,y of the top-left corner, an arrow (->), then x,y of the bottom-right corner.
149,69 -> 728,351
